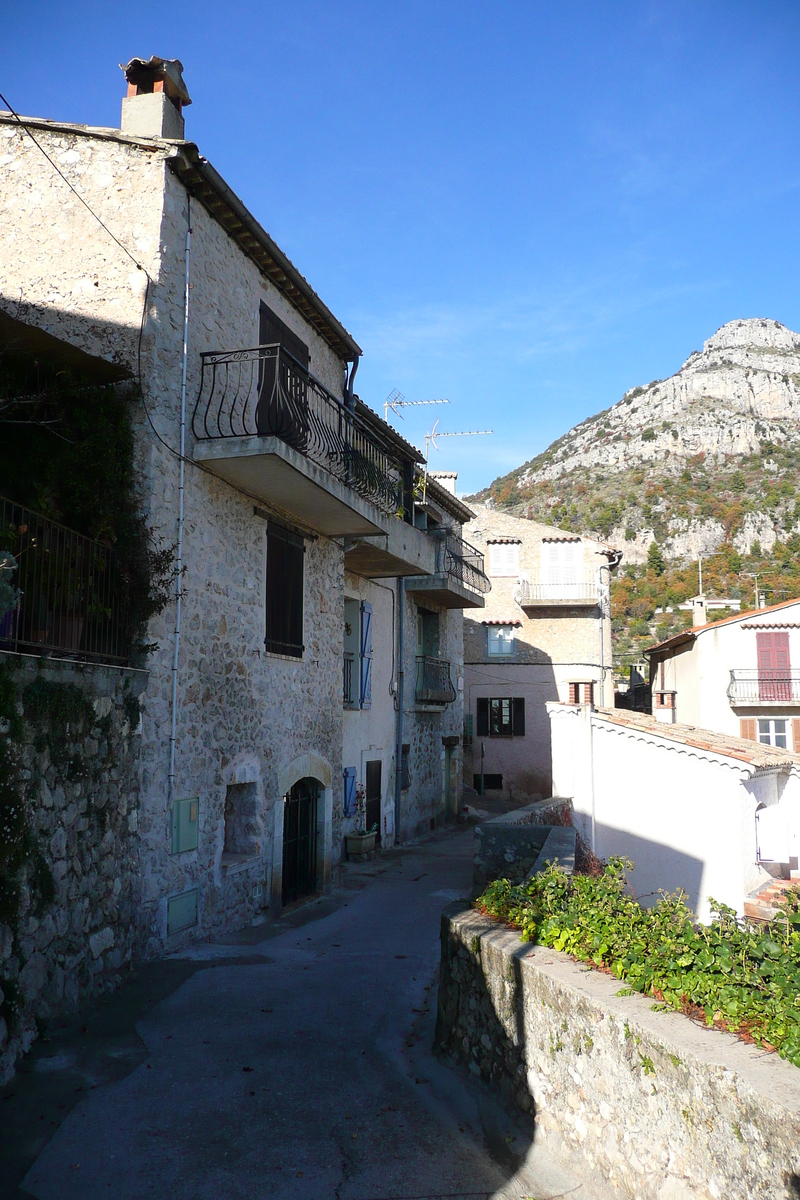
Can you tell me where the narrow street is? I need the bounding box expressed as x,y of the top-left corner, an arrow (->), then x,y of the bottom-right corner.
2,827 -> 592,1200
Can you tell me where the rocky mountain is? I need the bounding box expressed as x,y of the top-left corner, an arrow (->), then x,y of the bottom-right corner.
476,318 -> 800,565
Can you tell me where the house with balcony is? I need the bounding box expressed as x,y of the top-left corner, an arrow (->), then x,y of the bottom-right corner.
0,51 -> 489,1059
646,596 -> 800,754
462,505 -> 619,802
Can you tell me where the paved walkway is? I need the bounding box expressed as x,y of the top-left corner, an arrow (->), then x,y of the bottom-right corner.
2,829 -> 592,1200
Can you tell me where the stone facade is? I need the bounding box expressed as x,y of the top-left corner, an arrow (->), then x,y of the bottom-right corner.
464,504 -> 616,801
0,654 -> 147,1085
0,95 -> 474,1029
437,904 -> 800,1200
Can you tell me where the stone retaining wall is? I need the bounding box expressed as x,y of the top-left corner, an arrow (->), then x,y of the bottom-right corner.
473,798 -> 572,891
0,653 -> 147,1085
436,903 -> 800,1200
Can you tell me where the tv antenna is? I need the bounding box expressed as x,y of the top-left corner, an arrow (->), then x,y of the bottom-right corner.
422,420 -> 493,499
384,391 -> 450,423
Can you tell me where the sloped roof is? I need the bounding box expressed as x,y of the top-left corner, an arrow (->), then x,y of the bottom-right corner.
597,707 -> 800,769
646,597 -> 800,657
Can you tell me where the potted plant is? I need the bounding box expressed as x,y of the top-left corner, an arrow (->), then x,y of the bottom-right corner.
345,784 -> 377,858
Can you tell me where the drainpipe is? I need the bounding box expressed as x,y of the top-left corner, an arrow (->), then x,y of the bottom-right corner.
168,196 -> 191,804
344,355 -> 359,413
394,577 -> 404,844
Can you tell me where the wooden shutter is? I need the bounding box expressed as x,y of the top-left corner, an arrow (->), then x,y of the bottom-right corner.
359,601 -> 373,709
259,301 -> 309,368
757,631 -> 791,701
740,718 -> 756,742
568,682 -> 580,704
265,523 -> 304,657
792,719 -> 800,753
512,697 -> 525,736
401,744 -> 410,790
476,698 -> 489,737
343,767 -> 357,816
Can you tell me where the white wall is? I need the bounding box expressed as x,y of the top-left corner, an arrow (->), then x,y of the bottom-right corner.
546,704 -> 795,921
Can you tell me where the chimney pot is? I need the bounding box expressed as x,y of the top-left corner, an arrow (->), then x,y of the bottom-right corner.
120,56 -> 190,139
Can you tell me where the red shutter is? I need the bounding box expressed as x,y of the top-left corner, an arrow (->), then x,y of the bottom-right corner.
757,631 -> 790,701
740,718 -> 756,742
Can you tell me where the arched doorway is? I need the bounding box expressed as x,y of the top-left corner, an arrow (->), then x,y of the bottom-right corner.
282,778 -> 319,905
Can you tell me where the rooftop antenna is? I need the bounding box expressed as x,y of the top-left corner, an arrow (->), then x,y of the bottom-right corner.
423,420 -> 493,500
384,391 -> 450,423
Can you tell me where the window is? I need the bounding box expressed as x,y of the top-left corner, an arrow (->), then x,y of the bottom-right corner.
256,302 -> 311,448
474,773 -> 503,791
343,598 -> 372,708
487,625 -> 515,657
265,522 -> 304,657
416,608 -> 439,657
223,783 -> 259,859
758,718 -> 788,748
476,697 -> 525,737
568,681 -> 595,705
488,543 -> 519,577
343,766 -> 357,816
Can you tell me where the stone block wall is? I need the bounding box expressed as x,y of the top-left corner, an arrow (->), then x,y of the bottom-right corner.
437,904 -> 800,1200
0,653 -> 148,1086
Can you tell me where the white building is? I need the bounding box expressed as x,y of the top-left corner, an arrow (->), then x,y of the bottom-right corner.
647,597 -> 800,753
548,702 -> 800,921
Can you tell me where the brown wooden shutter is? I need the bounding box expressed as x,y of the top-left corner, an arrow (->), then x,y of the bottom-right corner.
740,718 -> 756,742
476,698 -> 489,737
583,682 -> 595,705
792,719 -> 800,752
568,682 -> 579,704
512,697 -> 525,736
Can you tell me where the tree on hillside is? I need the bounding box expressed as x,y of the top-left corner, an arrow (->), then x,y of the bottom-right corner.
647,541 -> 666,576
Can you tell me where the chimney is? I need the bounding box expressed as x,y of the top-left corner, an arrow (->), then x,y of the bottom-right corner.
120,56 -> 191,139
692,594 -> 707,627
429,471 -> 458,496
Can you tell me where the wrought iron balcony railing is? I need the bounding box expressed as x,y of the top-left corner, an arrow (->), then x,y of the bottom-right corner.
727,669 -> 800,705
193,344 -> 404,518
415,655 -> 456,706
518,575 -> 599,604
435,530 -> 490,596
0,495 -> 130,665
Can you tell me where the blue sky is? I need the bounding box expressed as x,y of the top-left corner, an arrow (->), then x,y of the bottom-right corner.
3,2 -> 800,493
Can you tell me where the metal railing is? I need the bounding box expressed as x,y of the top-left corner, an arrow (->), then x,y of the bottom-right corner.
518,574 -> 599,604
193,344 -> 404,518
0,496 -> 130,664
415,655 -> 456,706
436,530 -> 490,595
727,669 -> 800,705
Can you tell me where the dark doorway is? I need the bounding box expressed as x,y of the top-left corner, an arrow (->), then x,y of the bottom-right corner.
365,760 -> 382,844
282,779 -> 318,905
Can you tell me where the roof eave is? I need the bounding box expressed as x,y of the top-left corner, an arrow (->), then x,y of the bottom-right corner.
168,146 -> 362,362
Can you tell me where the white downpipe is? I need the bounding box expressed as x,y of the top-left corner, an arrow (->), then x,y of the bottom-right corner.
168,200 -> 191,804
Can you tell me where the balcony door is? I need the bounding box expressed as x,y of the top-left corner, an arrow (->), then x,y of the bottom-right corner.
256,301 -> 310,450
542,541 -> 583,599
757,631 -> 791,701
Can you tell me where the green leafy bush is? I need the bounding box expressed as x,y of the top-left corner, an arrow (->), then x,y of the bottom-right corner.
477,858 -> 800,1067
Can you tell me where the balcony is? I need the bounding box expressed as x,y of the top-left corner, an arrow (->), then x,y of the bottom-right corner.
518,575 -> 599,609
415,655 -> 456,707
193,345 -> 405,538
404,531 -> 489,609
727,670 -> 800,706
0,495 -> 130,665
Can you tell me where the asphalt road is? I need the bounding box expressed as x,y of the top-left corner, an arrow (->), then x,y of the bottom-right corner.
3,828 -> 592,1200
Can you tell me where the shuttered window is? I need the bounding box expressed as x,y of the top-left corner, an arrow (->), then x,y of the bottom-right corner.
740,718 -> 756,741
343,767 -> 357,816
475,697 -> 525,737
488,543 -> 519,576
401,744 -> 411,791
756,631 -> 791,701
265,522 -> 304,657
793,719 -> 800,752
359,601 -> 373,709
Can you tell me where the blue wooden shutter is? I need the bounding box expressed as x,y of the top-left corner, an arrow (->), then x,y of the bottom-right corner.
360,600 -> 373,709
343,766 -> 357,816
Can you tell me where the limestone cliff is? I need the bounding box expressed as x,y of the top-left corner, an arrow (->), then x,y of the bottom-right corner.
476,318 -> 800,564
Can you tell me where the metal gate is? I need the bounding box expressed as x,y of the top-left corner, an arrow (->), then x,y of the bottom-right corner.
282,779 -> 318,905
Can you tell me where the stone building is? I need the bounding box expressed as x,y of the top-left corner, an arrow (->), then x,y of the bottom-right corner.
463,504 -> 619,801
0,56 -> 488,1078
